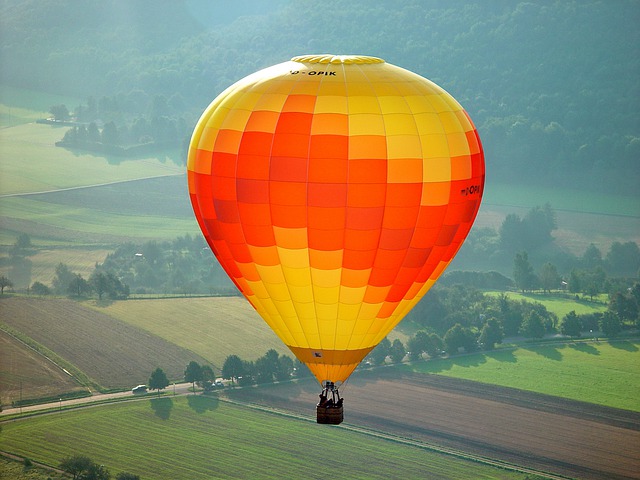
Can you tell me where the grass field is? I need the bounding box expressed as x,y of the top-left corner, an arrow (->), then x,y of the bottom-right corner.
406,340 -> 640,411
0,397 -> 536,480
485,291 -> 608,319
483,182 -> 640,218
0,246 -> 113,289
0,195 -> 198,243
92,297 -> 290,368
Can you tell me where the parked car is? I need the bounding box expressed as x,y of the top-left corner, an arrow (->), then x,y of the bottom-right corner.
132,385 -> 147,394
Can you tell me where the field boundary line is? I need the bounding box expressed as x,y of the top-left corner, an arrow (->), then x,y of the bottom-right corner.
219,396 -> 571,480
0,323 -> 95,393
0,173 -> 184,198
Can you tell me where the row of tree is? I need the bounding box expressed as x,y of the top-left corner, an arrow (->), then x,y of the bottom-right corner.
5,1 -> 638,193
59,454 -> 139,480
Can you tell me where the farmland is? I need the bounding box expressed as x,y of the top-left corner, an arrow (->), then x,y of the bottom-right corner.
229,371 -> 640,480
91,296 -> 290,367
0,123 -> 184,196
485,291 -> 608,318
406,341 -> 640,411
0,297 -> 211,399
0,397 -> 538,480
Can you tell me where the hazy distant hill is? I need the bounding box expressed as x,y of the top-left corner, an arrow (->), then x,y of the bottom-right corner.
1,0 -> 638,194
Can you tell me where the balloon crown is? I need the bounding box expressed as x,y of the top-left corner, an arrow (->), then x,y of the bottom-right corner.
291,54 -> 385,65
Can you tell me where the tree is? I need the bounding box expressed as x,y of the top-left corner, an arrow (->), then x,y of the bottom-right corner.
609,291 -> 638,324
444,324 -> 476,354
277,354 -> 294,381
49,104 -> 70,122
14,233 -> 32,250
184,361 -> 202,393
116,473 -> 141,480
606,241 -> 640,277
369,337 -> 391,365
599,311 -> 622,337
581,243 -> 603,270
560,310 -> 582,338
407,330 -> 430,360
389,339 -> 406,363
520,310 -> 545,339
101,121 -> 119,145
479,318 -> 503,350
91,272 -> 109,300
200,364 -> 215,387
0,275 -> 13,294
60,455 -> 93,480
513,251 -> 537,292
53,263 -> 75,294
31,281 -> 50,296
67,273 -> 91,297
538,262 -> 560,293
221,355 -> 244,384
148,367 -> 169,394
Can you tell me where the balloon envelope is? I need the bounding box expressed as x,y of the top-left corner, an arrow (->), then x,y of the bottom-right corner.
188,55 -> 485,385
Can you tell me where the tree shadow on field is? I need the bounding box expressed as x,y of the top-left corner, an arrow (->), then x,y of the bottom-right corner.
486,348 -> 517,363
523,345 -> 563,361
187,395 -> 219,414
569,342 -> 600,355
609,340 -> 639,352
149,397 -> 173,420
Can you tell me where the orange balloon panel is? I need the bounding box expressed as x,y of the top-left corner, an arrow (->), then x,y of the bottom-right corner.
188,55 -> 485,385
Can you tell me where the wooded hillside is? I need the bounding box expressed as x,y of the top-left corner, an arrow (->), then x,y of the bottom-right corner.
1,0 -> 638,194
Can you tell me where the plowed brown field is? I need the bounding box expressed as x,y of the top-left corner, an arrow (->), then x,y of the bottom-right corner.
227,370 -> 640,480
0,297 -> 210,396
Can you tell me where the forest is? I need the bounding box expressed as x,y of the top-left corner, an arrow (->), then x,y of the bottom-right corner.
1,0 -> 639,194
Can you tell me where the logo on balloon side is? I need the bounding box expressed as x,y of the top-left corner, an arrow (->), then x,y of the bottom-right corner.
290,70 -> 338,76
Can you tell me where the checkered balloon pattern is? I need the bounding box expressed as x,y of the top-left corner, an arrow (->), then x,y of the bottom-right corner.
188,55 -> 485,385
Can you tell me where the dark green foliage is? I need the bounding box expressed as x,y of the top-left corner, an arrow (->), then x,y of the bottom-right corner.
389,339 -> 406,363
369,337 -> 391,365
444,323 -> 477,354
521,311 -> 546,339
148,367 -> 169,393
59,455 -> 93,480
184,361 -> 203,392
221,354 -> 244,383
479,318 -> 503,350
98,235 -> 235,295
1,1 -> 638,194
0,275 -> 13,294
31,282 -> 51,296
560,311 -> 582,338
513,251 -> 538,292
599,311 -> 622,337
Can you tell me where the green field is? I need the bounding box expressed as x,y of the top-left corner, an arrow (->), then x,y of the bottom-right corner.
406,341 -> 640,411
484,182 -> 640,218
0,397 -> 535,480
485,291 -> 608,319
0,195 -> 198,243
0,122 -> 184,195
92,297 -> 289,368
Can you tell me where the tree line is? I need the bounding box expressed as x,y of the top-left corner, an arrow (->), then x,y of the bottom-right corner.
51,94 -> 190,160
4,1 -> 638,194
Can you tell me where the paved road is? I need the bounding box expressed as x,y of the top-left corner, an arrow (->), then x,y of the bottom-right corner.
0,382 -> 194,416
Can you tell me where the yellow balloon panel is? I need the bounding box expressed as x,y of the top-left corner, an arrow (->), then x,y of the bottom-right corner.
188,55 -> 485,385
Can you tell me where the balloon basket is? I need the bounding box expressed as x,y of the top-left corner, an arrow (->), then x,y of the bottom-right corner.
316,382 -> 344,425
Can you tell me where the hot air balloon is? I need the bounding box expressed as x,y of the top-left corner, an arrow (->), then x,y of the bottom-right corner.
187,54 -> 485,424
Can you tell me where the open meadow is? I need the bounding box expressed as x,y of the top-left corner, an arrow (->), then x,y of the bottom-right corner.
0,397 -> 537,480
406,340 -> 640,412
485,291 -> 608,318
91,296 -> 290,368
